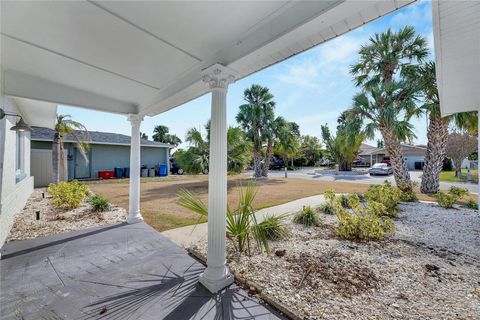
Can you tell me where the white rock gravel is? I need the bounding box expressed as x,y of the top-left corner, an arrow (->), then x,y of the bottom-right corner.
7,188 -> 127,242
192,203 -> 480,320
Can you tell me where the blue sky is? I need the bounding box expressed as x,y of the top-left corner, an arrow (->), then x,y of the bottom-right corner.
59,1 -> 433,149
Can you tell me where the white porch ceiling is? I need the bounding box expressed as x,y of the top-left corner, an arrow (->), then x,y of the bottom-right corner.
1,0 -> 414,117
432,1 -> 480,116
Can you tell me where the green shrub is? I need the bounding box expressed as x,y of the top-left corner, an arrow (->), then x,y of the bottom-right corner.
365,182 -> 401,216
335,201 -> 394,241
47,180 -> 89,210
464,199 -> 478,210
318,202 -> 335,215
90,194 -> 111,212
435,186 -> 468,209
258,214 -> 290,240
293,206 -> 321,227
448,186 -> 468,198
398,182 -> 418,202
339,194 -> 350,208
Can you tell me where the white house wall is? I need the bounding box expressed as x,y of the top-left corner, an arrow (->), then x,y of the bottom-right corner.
0,96 -> 34,248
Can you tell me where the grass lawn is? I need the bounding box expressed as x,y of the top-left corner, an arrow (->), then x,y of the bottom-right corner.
88,174 -> 474,233
440,168 -> 478,184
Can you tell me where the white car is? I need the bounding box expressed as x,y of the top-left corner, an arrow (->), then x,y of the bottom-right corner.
369,163 -> 393,176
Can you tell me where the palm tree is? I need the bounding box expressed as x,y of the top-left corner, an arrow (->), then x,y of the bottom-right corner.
418,61 -> 449,193
236,84 -> 276,178
178,121 -> 251,174
298,135 -> 323,166
152,124 -> 182,148
321,112 -> 364,171
140,132 -> 148,140
350,26 -> 428,191
348,81 -> 420,187
52,115 -> 90,184
274,117 -> 299,178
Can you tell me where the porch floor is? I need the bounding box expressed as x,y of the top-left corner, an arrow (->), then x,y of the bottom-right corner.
0,222 -> 284,320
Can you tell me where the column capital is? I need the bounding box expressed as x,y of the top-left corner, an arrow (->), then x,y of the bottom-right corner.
127,114 -> 144,125
201,64 -> 238,91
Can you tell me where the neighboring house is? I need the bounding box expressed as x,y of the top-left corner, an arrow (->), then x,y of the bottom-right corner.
31,127 -> 172,187
371,144 -> 427,170
0,97 -> 57,248
357,143 -> 427,170
357,143 -> 380,166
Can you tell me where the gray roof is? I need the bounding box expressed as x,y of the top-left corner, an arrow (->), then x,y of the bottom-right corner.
31,127 -> 172,148
358,143 -> 379,155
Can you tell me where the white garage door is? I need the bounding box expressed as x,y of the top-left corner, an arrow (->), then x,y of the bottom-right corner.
31,149 -> 67,187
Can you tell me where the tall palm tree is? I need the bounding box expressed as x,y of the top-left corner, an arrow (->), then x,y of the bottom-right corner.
236,84 -> 276,178
418,61 -> 449,193
52,115 -> 90,184
350,26 -> 428,191
347,80 -> 420,186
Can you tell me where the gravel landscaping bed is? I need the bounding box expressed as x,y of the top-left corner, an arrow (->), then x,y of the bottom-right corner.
7,188 -> 127,242
192,203 -> 480,319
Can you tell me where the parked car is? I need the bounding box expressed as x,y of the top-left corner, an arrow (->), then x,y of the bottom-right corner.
369,163 -> 393,176
169,157 -> 184,175
381,157 -> 391,165
269,156 -> 285,170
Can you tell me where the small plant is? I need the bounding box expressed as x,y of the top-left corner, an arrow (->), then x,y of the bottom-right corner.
335,201 -> 394,241
293,206 -> 321,227
318,202 -> 335,215
365,182 -> 401,216
258,214 -> 290,240
464,199 -> 478,210
90,194 -> 111,212
177,182 -> 270,254
339,194 -> 350,208
434,186 -> 468,209
47,180 -> 89,210
398,182 -> 418,202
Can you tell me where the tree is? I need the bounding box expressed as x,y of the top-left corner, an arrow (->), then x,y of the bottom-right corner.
350,26 -> 428,191
236,84 -> 276,178
298,135 -> 322,166
52,115 -> 90,184
417,61 -> 450,193
140,132 -> 148,140
152,125 -> 182,148
321,113 -> 364,171
178,121 -> 251,174
376,139 -> 384,148
445,131 -> 477,178
274,117 -> 299,178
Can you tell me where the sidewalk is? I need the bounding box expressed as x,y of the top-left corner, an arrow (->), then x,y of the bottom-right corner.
161,194 -> 327,247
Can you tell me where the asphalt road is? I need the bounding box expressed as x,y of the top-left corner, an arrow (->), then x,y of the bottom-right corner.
244,168 -> 479,194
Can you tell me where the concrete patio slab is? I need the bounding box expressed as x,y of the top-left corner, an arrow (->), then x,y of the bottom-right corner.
1,222 -> 284,320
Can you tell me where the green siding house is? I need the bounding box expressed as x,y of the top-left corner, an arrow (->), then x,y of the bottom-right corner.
31,127 -> 171,186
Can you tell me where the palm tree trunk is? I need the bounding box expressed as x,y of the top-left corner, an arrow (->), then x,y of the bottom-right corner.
421,114 -> 449,194
253,149 -> 262,178
262,139 -> 273,177
52,133 -> 61,185
284,155 -> 288,178
380,126 -> 412,191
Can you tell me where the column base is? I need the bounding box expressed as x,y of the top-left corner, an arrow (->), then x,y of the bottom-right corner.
127,214 -> 143,224
199,270 -> 234,293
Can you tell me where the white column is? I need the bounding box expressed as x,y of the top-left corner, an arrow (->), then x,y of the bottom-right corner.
199,64 -> 237,293
478,111 -> 479,209
127,114 -> 144,224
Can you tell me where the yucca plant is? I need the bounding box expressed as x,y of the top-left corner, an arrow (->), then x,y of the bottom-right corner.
177,182 -> 269,255
257,214 -> 290,240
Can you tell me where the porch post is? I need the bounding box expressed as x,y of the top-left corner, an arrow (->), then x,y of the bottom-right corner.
127,114 -> 144,224
199,64 -> 236,293
478,111 -> 479,209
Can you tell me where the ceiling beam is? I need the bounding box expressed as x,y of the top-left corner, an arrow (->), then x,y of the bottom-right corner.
3,70 -> 137,115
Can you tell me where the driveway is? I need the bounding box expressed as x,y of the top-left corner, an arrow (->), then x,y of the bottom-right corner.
247,168 -> 478,193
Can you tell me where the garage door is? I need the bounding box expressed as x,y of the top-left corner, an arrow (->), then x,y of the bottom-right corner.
31,149 -> 67,187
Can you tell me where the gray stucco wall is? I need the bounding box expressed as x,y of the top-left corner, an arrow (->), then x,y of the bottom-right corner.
31,141 -> 168,180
